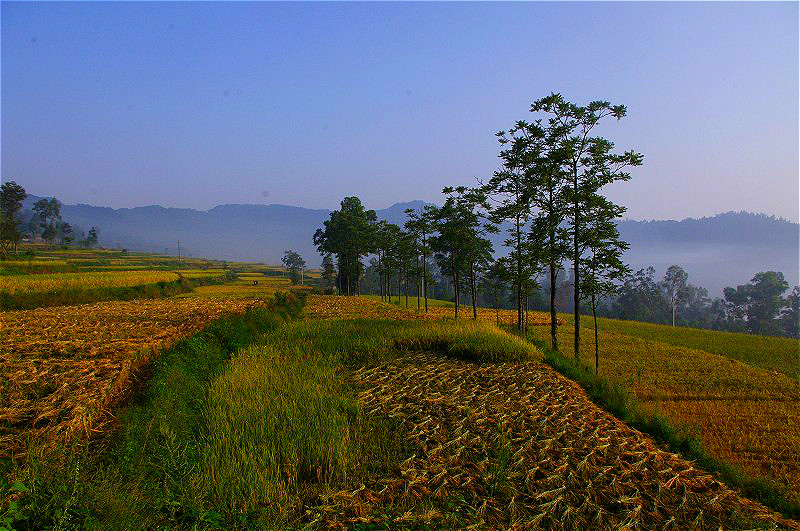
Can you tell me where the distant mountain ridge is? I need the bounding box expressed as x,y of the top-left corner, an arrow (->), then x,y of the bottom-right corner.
21,196 -> 799,296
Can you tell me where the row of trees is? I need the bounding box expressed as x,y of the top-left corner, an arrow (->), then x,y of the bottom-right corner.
0,181 -> 99,253
609,266 -> 799,338
314,94 -> 643,369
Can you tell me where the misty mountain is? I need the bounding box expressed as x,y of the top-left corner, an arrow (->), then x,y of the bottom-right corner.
23,196 -> 798,297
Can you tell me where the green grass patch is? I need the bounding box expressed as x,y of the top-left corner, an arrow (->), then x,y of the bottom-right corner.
264,318 -> 536,366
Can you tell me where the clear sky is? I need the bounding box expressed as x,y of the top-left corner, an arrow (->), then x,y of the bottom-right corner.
2,1 -> 798,221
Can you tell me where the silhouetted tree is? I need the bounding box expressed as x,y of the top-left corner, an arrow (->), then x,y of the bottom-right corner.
321,254 -> 336,293
724,271 -> 790,335
532,93 -> 642,361
33,197 -> 62,247
282,250 -> 306,284
313,197 -> 377,295
662,265 -> 689,327
0,180 -> 27,254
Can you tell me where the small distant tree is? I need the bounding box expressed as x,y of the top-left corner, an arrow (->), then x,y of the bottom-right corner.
320,254 -> 336,293
662,265 -> 689,327
405,205 -> 436,313
430,187 -> 496,320
780,286 -> 799,339
0,180 -> 27,254
59,222 -> 74,246
83,226 -> 99,248
480,259 -> 508,326
724,271 -> 790,336
33,197 -> 62,247
313,197 -> 377,295
282,250 -> 306,284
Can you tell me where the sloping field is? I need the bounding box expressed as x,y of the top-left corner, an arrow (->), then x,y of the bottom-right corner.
0,296 -> 266,458
312,351 -> 794,529
304,296 -> 797,528
542,319 -> 800,505
583,315 -> 800,380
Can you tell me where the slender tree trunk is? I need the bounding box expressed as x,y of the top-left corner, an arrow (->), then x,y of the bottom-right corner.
494,287 -> 499,326
452,267 -> 459,320
525,295 -> 529,339
592,292 -> 599,375
672,301 -> 676,327
416,254 -> 421,312
423,250 -> 428,313
470,263 -> 477,320
404,270 -> 408,308
550,264 -> 559,352
548,191 -> 559,351
573,169 -> 580,361
398,272 -> 402,305
516,215 -> 523,333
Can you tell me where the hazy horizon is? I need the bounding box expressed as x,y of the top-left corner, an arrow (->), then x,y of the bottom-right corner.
2,2 -> 798,221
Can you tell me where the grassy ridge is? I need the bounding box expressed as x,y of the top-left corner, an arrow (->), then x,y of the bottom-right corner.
194,318 -> 536,524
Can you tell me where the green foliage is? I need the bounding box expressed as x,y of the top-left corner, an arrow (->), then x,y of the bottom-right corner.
724,271 -> 791,336
0,181 -> 27,254
313,196 -> 377,295
281,249 -> 306,284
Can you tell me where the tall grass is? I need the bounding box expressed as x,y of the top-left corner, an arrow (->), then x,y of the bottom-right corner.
200,348 -> 359,515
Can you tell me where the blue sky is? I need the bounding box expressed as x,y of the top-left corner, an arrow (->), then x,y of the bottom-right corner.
2,1 -> 798,221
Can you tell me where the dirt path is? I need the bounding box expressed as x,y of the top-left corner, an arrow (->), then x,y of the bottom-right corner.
313,352 -> 797,529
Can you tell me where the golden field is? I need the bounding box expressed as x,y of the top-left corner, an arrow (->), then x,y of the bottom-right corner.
307,295 -> 800,505
0,296 -> 269,458
0,270 -> 180,294
302,295 -> 797,528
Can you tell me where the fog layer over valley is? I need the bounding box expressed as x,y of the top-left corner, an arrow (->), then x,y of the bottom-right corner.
25,196 -> 797,297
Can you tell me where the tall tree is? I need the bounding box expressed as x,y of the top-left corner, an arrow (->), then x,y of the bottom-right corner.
320,254 -> 337,293
483,124 -> 541,332
281,250 -> 306,284
32,197 -> 62,247
662,265 -> 689,327
579,195 -> 630,374
313,197 -> 377,295
404,205 -> 436,313
430,188 -> 496,320
0,181 -> 27,254
531,93 -> 642,361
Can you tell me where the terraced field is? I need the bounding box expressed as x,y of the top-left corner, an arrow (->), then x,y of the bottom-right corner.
0,296 -> 267,457
306,295 -> 797,528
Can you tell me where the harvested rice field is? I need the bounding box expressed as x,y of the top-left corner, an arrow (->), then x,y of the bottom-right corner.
310,350 -> 796,529
0,296 -> 267,458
